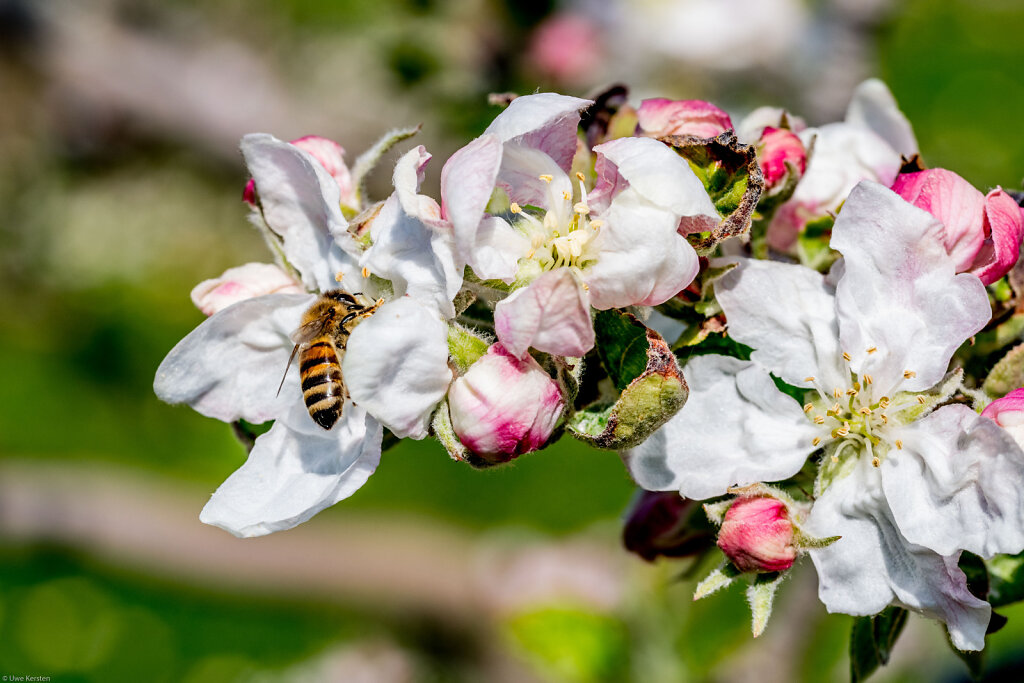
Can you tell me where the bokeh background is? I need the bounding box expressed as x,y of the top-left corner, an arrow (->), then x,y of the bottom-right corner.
1,0 -> 1023,680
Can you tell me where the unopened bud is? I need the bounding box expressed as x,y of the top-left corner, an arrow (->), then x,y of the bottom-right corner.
636,98 -> 733,139
622,491 -> 714,562
757,127 -> 806,191
717,496 -> 797,573
982,388 -> 1024,448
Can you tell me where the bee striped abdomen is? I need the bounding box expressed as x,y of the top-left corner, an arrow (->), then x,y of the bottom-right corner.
299,339 -> 344,430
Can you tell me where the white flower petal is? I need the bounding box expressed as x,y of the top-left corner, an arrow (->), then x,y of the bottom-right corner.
882,404 -> 1024,558
714,258 -> 847,391
199,401 -> 383,538
592,136 -> 718,220
241,134 -> 360,292
496,144 -> 574,217
845,79 -> 919,159
363,194 -> 460,319
493,269 -> 595,358
483,93 -> 591,170
808,460 -> 991,651
792,123 -> 901,211
584,188 -> 700,309
190,262 -> 304,317
831,182 -> 990,396
472,216 -> 529,282
623,355 -> 818,500
343,298 -> 452,439
441,134 -> 502,266
393,146 -> 443,225
154,293 -> 315,423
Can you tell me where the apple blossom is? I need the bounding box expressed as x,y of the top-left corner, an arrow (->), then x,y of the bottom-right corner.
442,93 -> 718,359
767,79 -> 918,252
892,168 -> 1024,285
625,181 -> 1024,650
447,343 -> 565,464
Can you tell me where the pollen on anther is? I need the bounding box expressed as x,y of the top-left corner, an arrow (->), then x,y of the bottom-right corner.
582,283 -> 590,291
804,376 -> 816,382
539,174 -> 553,183
814,415 -> 826,425
803,403 -> 814,413
880,414 -> 888,424
842,351 -> 852,362
562,191 -> 572,202
846,388 -> 858,397
903,370 -> 916,379
879,397 -> 890,408
833,388 -> 842,399
916,395 -> 926,404
575,172 -> 586,182
510,202 -> 522,214
831,403 -> 842,414
573,202 -> 590,215
361,267 -> 370,278
859,407 -> 872,415
812,437 -> 822,447
590,219 -> 604,229
863,374 -> 874,385
895,439 -> 903,450
831,455 -> 839,463
866,346 -> 877,354
871,457 -> 880,468
334,271 -> 344,282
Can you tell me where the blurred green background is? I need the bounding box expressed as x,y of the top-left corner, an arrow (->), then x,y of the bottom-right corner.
1,0 -> 1023,680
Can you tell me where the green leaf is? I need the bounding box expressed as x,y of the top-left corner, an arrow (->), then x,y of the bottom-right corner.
594,309 -> 651,392
960,551 -> 990,600
796,214 -> 838,273
983,342 -> 1024,398
987,550 -> 1024,607
660,131 -> 765,255
849,607 -> 908,683
947,634 -> 985,681
569,314 -> 688,450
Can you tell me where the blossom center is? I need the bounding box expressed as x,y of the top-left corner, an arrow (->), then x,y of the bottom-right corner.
513,173 -> 602,275
802,349 -> 922,467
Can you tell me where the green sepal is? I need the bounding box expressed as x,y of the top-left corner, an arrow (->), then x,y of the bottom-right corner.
892,368 -> 963,423
430,400 -> 469,463
983,342 -> 1024,398
849,606 -> 908,683
447,323 -> 489,373
659,131 -> 764,255
796,214 -> 839,273
568,313 -> 688,450
747,572 -> 784,638
350,125 -> 421,206
693,562 -> 741,600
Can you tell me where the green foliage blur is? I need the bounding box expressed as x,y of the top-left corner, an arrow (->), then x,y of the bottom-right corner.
1,0 -> 1023,680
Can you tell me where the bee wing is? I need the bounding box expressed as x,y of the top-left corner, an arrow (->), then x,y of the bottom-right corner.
276,343 -> 300,397
290,316 -> 332,344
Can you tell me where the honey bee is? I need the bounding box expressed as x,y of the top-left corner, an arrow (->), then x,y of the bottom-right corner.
280,290 -> 382,430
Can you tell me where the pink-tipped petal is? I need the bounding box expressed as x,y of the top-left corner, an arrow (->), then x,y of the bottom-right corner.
971,188 -> 1024,285
190,263 -> 305,317
636,98 -> 733,139
494,270 -> 595,359
290,135 -> 356,206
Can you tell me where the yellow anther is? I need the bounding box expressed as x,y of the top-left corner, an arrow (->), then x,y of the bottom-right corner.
576,172 -> 586,182
814,415 -> 826,425
846,388 -> 858,397
831,454 -> 839,463
880,414 -> 888,424
917,395 -> 926,404
582,282 -> 590,291
526,249 -> 535,259
833,388 -> 842,399
831,403 -> 842,415
812,437 -> 822,447
903,370 -> 917,379
573,202 -> 591,215
361,267 -> 370,278
335,271 -> 344,282
863,374 -> 873,385
804,376 -> 816,383
879,397 -> 890,408
895,439 -> 903,450
539,174 -> 553,183
803,403 -> 814,413
871,457 -> 880,468
590,219 -> 603,229
562,191 -> 572,201
867,346 -> 878,354
510,202 -> 522,214
842,351 -> 852,362
859,407 -> 873,415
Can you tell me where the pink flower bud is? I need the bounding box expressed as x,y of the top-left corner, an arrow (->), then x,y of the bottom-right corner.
190,262 -> 305,316
447,343 -> 565,464
622,491 -> 714,562
757,127 -> 806,190
982,388 -> 1024,449
717,496 -> 797,573
892,169 -> 1024,284
636,99 -> 733,139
